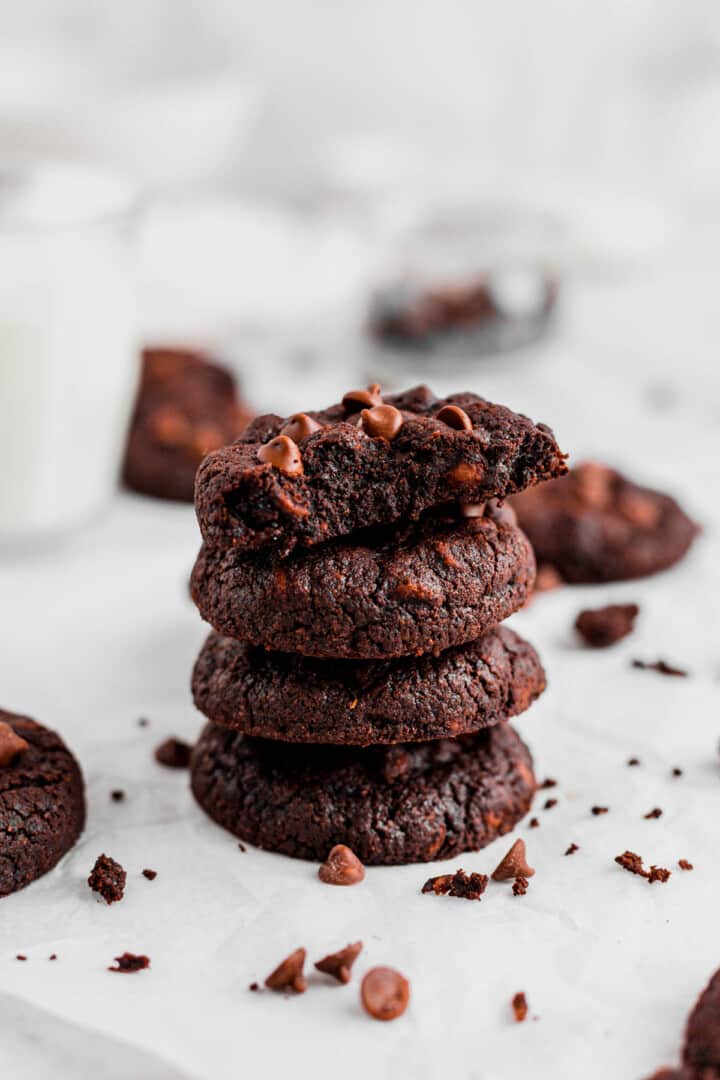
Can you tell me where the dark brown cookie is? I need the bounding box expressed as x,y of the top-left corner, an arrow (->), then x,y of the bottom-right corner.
0,710 -> 85,899
192,625 -> 545,744
190,722 -> 536,865
191,509 -> 535,659
684,969 -> 720,1078
512,463 -> 699,583
123,347 -> 253,502
194,384 -> 566,555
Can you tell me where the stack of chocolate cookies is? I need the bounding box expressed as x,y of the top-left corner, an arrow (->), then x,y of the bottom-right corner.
189,385 -> 566,866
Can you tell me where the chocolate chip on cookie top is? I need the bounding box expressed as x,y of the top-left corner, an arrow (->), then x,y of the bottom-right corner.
195,385 -> 566,555
0,720 -> 29,767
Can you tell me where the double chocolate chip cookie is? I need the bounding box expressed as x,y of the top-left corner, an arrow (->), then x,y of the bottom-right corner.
190,722 -> 536,865
124,347 -> 253,502
512,462 -> 699,583
0,710 -> 85,899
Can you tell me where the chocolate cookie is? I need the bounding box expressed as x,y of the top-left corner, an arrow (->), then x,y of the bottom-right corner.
123,347 -> 253,502
190,722 -> 536,864
512,463 -> 699,583
0,710 -> 85,899
192,626 -> 546,745
684,969 -> 720,1078
191,509 -> 535,659
195,384 -> 566,555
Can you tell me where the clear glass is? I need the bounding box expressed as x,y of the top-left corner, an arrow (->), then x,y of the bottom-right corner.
0,161 -> 140,544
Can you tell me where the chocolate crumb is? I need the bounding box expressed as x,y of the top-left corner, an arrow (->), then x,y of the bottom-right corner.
529,817 -> 540,829
16,954 -> 27,961
265,948 -> 307,993
543,797 -> 558,810
111,789 -> 125,802
88,854 -> 126,904
512,991 -> 528,1022
648,865 -> 671,884
615,850 -> 646,876
627,757 -> 641,767
361,966 -> 410,1022
422,869 -> 488,900
314,941 -> 363,984
137,717 -> 149,727
49,954 -> 57,961
632,659 -> 688,678
644,808 -> 663,820
678,859 -> 694,871
565,843 -> 579,856
154,737 -> 192,769
539,778 -> 557,790
318,844 -> 365,886
592,806 -> 609,816
249,982 -> 260,991
142,869 -> 157,881
238,842 -> 246,852
512,876 -> 529,896
108,952 -> 150,973
671,767 -> 683,777
575,603 -> 639,648
492,840 -> 535,882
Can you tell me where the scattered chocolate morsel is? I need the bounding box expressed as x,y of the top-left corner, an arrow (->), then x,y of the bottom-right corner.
575,603 -> 639,648
592,806 -> 609,816
436,403 -> 473,431
314,941 -> 363,984
632,659 -> 688,678
142,869 -> 157,881
422,869 -> 488,900
264,948 -> 307,993
16,954 -> 27,961
111,789 -> 125,802
564,843 -> 580,856
249,982 -> 260,992
154,737 -> 193,769
512,876 -> 529,896
361,966 -> 410,1022
544,798 -> 558,810
0,721 -> 29,767
49,954 -> 57,961
644,808 -> 663,820
342,383 -> 383,413
108,952 -> 150,973
512,991 -> 528,1023
280,412 -> 322,442
539,777 -> 557,790
628,757 -> 641,767
318,844 -> 365,886
648,866 -> 671,884
678,859 -> 693,871
238,842 -> 246,853
360,404 -> 403,441
88,854 -> 126,904
615,850 -> 647,877
534,564 -> 563,594
671,767 -> 683,777
257,435 -> 303,477
529,817 -> 540,829
492,839 -> 535,882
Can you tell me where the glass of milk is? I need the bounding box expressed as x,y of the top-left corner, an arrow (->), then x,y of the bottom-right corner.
0,161 -> 140,544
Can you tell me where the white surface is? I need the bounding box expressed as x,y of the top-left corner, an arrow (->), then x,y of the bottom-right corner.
0,244 -> 719,1080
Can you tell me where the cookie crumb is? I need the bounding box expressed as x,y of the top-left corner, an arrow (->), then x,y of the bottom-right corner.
249,981 -> 260,991
314,941 -> 363,984
631,658 -> 688,678
49,954 -> 57,961
88,854 -> 126,904
110,789 -> 125,802
318,844 -> 365,886
108,952 -> 150,973
648,865 -> 671,884
512,876 -> 529,896
543,797 -> 557,810
142,869 -> 157,881
238,842 -> 246,852
137,717 -> 149,727
154,737 -> 192,769
528,817 -> 540,829
265,948 -> 306,993
361,966 -> 410,1021
492,839 -> 534,882
16,954 -> 27,961
678,859 -> 693,871
575,603 -> 639,648
644,807 -> 663,820
539,777 -> 557,790
565,843 -> 579,856
671,767 -> 683,777
627,757 -> 641,767
591,805 -> 609,816
615,850 -> 671,883
512,991 -> 528,1022
422,869 -> 488,900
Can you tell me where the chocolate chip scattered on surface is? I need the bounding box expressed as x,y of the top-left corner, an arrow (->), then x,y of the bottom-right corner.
154,737 -> 193,769
575,603 -> 639,648
318,844 -> 365,886
142,869 -> 157,881
361,966 -> 410,1022
492,839 -> 535,882
264,948 -> 307,993
314,942 -> 363,984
